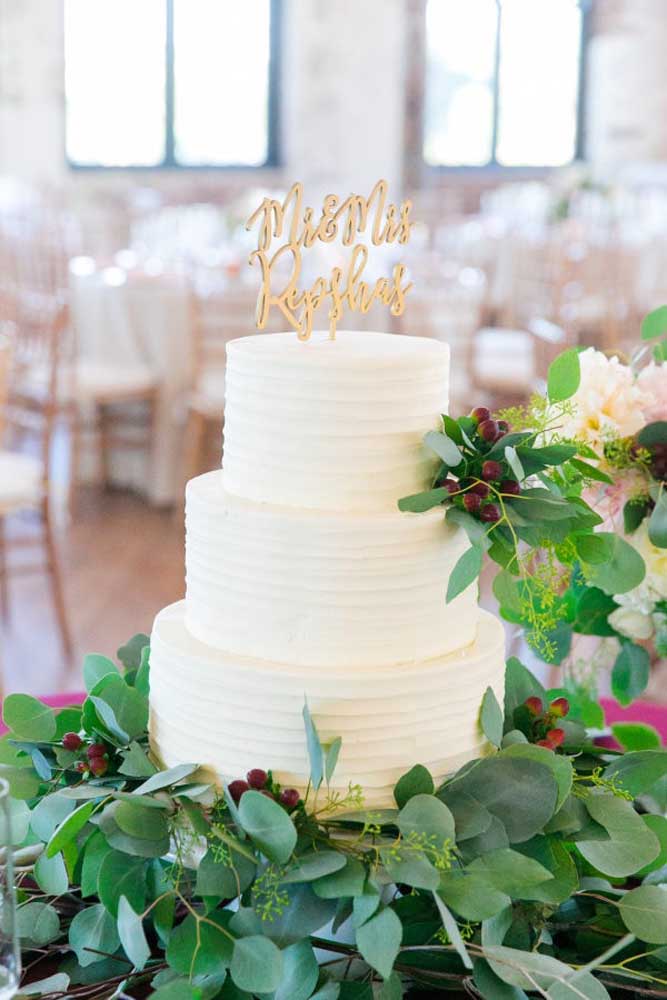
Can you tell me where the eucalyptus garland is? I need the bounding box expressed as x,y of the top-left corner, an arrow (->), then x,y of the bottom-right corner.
1,638 -> 667,999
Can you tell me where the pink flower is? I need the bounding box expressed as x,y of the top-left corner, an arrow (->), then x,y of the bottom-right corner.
638,362 -> 667,423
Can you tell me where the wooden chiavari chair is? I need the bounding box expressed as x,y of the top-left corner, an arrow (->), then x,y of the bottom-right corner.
0,234 -> 73,666
182,282 -> 261,484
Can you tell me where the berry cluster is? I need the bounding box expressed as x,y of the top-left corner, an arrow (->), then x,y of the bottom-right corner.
228,769 -> 301,811
516,696 -> 570,751
437,407 -> 521,524
62,732 -> 111,777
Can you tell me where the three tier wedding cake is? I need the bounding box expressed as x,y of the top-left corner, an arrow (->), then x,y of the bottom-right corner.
149,330 -> 506,807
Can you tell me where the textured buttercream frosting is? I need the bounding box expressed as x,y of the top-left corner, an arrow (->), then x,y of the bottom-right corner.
149,329 -> 507,809
222,330 -> 449,511
185,470 -> 478,666
150,603 -> 506,807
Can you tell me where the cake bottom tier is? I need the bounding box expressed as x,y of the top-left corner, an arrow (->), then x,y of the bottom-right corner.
149,602 -> 506,808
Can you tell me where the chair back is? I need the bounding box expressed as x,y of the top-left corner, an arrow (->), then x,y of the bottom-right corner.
0,225 -> 71,477
500,234 -> 567,331
0,332 -> 10,445
189,280 -> 283,390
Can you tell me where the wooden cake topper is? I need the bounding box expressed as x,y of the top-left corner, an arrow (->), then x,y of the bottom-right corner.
245,179 -> 413,341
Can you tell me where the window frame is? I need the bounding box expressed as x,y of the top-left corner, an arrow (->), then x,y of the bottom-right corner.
421,0 -> 591,175
65,0 -> 282,172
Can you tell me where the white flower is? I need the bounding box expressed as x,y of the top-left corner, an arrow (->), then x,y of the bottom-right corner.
610,520 -> 667,641
609,605 -> 654,642
637,361 -> 667,424
559,348 -> 649,454
630,520 -> 667,601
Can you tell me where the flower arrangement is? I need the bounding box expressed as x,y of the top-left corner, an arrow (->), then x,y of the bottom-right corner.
496,310 -> 667,704
400,308 -> 667,708
2,638 -> 667,998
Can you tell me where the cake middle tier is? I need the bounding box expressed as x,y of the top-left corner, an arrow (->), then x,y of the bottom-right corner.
185,470 -> 478,667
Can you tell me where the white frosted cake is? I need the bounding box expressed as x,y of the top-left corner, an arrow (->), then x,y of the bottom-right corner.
149,331 -> 506,806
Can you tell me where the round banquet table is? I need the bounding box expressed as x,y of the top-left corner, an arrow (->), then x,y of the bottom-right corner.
69,257 -> 193,506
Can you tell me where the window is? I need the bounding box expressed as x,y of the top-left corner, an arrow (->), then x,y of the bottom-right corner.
423,0 -> 585,169
64,0 -> 279,169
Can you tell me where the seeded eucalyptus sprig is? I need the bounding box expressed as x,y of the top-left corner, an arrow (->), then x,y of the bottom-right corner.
399,349 -> 648,661
3,643 -> 667,998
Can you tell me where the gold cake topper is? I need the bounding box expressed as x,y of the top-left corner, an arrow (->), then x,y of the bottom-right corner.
245,179 -> 413,341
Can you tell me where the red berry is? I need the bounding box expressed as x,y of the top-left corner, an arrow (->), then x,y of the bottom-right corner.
440,478 -> 459,495
87,743 -> 107,760
478,419 -> 499,443
536,739 -> 553,749
497,420 -> 510,433
228,779 -> 250,803
470,406 -> 491,424
246,768 -> 268,790
470,481 -> 490,498
62,732 -> 83,752
89,756 -> 108,777
482,460 -> 503,482
524,696 -> 544,716
499,479 -> 521,496
463,493 -> 482,514
260,789 -> 276,800
546,727 -> 565,748
279,788 -> 300,808
75,761 -> 88,774
549,697 -> 570,718
480,503 -> 501,523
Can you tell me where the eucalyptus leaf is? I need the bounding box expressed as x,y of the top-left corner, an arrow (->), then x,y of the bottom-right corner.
394,764 -> 434,808
230,935 -> 283,993
166,912 -> 233,977
397,793 -> 455,843
273,939 -> 319,1000
303,700 -> 324,790
46,800 -> 97,858
238,790 -> 296,864
195,848 -> 256,898
324,737 -> 342,784
612,642 -> 650,706
480,686 -> 504,747
34,850 -> 68,896
133,762 -> 198,795
117,895 -> 150,970
649,487 -> 667,548
97,850 -> 146,917
641,305 -> 667,341
577,791 -> 660,876
446,544 -> 483,604
583,534 -> 646,596
68,903 -> 120,968
83,654 -> 119,693
604,749 -> 667,797
432,893 -> 472,969
618,884 -> 667,943
423,429 -> 462,467
356,907 -> 402,981
398,487 -> 450,513
116,633 -> 150,671
282,851 -> 347,884
17,901 -> 60,946
0,797 -> 30,846
548,348 -> 581,402
2,694 -> 55,742
452,756 -> 558,843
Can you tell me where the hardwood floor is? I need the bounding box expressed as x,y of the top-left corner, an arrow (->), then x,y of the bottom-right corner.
1,489 -> 185,695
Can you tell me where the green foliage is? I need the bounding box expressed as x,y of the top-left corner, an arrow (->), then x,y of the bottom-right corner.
612,642 -> 651,705
6,649 -> 667,998
547,347 -> 581,402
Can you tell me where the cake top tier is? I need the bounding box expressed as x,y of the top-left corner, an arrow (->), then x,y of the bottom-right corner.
222,331 -> 449,511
